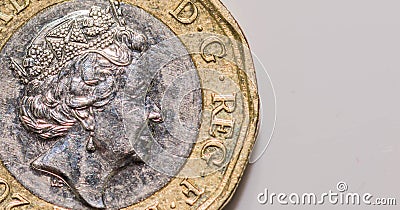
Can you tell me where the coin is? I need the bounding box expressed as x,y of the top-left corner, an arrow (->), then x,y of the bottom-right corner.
0,0 -> 259,209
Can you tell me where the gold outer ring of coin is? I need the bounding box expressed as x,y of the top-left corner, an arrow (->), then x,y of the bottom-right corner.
0,0 -> 260,209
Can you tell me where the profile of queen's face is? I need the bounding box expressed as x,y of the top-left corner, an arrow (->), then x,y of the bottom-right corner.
10,4 -> 159,209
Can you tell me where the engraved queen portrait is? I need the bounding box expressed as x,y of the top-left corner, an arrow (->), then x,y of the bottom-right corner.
9,1 -> 162,208
0,0 -> 252,208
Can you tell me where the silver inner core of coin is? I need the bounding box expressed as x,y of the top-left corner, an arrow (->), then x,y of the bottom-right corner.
0,0 -> 202,209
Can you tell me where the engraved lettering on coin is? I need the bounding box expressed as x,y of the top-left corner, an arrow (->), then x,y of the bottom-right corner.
169,0 -> 199,24
4,193 -> 30,210
201,139 -> 227,167
200,36 -> 227,63
0,0 -> 30,24
0,12 -> 13,23
209,93 -> 236,139
0,178 -> 30,209
0,0 -> 202,209
180,178 -> 204,206
0,178 -> 10,204
9,0 -> 30,14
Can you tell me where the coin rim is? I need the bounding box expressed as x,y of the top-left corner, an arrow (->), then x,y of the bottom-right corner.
0,0 -> 260,209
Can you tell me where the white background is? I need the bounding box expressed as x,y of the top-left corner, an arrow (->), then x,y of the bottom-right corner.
221,0 -> 400,209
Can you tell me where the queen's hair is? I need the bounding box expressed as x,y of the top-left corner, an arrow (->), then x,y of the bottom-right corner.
13,6 -> 148,139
